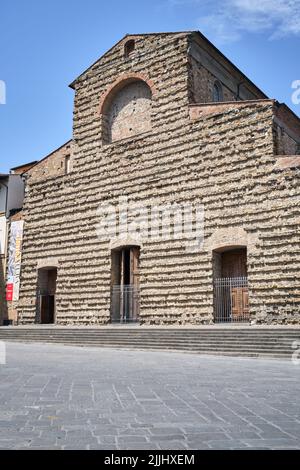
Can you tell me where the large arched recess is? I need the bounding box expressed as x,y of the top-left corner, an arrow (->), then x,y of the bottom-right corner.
100,74 -> 156,143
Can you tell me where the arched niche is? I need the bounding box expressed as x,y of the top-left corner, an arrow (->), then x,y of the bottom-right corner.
100,76 -> 153,143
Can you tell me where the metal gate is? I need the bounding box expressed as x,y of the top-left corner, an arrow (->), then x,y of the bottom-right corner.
111,285 -> 140,323
214,277 -> 249,323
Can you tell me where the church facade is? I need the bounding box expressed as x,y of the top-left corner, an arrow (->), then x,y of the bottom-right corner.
16,31 -> 300,325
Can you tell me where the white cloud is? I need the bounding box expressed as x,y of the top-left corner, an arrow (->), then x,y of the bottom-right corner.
170,0 -> 300,43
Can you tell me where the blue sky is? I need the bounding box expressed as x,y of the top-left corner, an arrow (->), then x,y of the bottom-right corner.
0,0 -> 299,173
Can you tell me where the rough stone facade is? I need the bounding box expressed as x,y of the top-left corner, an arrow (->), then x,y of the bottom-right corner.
17,31 -> 300,325
27,141 -> 73,184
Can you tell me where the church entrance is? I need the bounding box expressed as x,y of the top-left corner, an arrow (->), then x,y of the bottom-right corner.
213,248 -> 249,323
111,246 -> 140,323
37,268 -> 57,324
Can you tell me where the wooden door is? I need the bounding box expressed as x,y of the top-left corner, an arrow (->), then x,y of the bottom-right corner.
130,247 -> 140,289
40,295 -> 55,324
231,287 -> 249,319
48,295 -> 55,323
40,295 -> 48,324
130,247 -> 140,320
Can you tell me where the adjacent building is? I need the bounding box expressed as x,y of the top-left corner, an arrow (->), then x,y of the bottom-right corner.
0,163 -> 37,325
0,172 -> 25,324
13,31 -> 300,326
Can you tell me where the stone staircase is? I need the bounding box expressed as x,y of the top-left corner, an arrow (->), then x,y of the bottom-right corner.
0,326 -> 300,359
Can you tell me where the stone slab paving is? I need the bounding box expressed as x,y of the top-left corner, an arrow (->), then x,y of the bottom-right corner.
0,342 -> 300,450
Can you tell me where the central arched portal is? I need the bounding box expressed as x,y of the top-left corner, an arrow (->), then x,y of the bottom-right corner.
111,246 -> 140,323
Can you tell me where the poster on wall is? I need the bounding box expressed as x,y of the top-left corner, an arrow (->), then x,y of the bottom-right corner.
0,215 -> 6,255
6,220 -> 24,302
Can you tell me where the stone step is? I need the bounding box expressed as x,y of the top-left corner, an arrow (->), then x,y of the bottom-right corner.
0,339 -> 297,350
0,336 -> 295,351
1,329 -> 299,336
0,332 -> 293,346
0,338 -> 293,358
0,332 -> 298,342
0,335 -> 294,347
0,327 -> 299,359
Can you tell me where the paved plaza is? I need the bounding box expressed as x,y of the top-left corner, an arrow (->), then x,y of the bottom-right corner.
0,342 -> 300,450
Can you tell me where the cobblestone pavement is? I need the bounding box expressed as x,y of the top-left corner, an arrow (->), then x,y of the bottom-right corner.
0,342 -> 300,450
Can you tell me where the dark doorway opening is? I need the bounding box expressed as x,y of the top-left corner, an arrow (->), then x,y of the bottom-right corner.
111,246 -> 140,323
213,247 -> 249,323
37,268 -> 57,324
221,248 -> 247,278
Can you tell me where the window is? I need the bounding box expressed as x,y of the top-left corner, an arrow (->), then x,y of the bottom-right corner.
65,155 -> 71,174
213,81 -> 223,102
124,40 -> 135,58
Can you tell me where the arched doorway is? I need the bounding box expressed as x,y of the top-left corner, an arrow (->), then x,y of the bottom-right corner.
111,246 -> 140,323
213,247 -> 249,323
37,268 -> 57,324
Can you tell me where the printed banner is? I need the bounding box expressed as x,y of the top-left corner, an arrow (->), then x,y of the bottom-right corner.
6,283 -> 13,302
7,220 -> 24,302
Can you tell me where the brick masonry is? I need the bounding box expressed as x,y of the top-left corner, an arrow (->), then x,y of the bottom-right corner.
16,32 -> 300,325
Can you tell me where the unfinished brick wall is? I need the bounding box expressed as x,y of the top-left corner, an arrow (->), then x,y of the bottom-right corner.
27,141 -> 73,184
281,130 -> 298,155
274,124 -> 300,155
187,32 -> 265,104
17,32 -> 300,325
274,104 -> 300,155
189,56 -> 237,103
